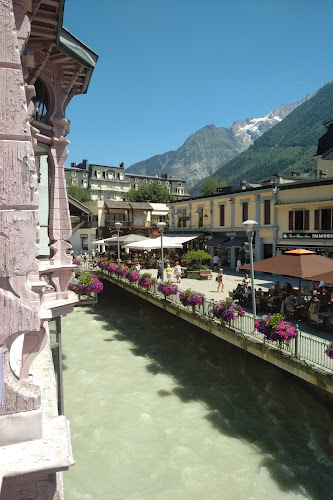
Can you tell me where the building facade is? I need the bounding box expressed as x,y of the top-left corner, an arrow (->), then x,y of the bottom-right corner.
0,1 -> 97,498
65,160 -> 190,201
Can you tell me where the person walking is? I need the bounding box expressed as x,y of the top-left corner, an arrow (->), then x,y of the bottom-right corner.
157,261 -> 163,281
216,268 -> 224,292
166,265 -> 172,281
236,257 -> 241,273
174,261 -> 182,283
213,254 -> 219,271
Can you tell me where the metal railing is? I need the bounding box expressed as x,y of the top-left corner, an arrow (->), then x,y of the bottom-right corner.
99,269 -> 333,373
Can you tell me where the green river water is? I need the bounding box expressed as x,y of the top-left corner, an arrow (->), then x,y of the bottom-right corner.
62,282 -> 333,500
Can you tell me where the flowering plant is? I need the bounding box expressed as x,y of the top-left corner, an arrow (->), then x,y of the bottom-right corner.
212,297 -> 245,323
97,259 -> 108,270
325,341 -> 333,359
139,272 -> 154,289
179,289 -> 203,307
115,264 -> 127,276
157,281 -> 178,296
254,313 -> 296,342
68,271 -> 103,296
107,262 -> 117,273
73,258 -> 81,266
126,269 -> 141,282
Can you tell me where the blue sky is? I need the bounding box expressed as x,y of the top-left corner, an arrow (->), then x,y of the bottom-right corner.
63,0 -> 333,169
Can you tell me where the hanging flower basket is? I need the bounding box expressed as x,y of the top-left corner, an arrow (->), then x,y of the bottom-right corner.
68,271 -> 103,296
126,269 -> 141,282
107,262 -> 117,273
179,289 -> 203,307
139,272 -> 154,289
157,281 -> 178,297
325,341 -> 333,359
212,297 -> 245,323
254,313 -> 297,342
97,259 -> 108,270
115,264 -> 127,276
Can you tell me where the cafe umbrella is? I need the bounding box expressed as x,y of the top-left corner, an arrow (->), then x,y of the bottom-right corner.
238,249 -> 333,289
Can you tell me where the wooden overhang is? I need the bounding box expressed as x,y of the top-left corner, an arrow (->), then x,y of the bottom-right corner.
28,0 -> 98,108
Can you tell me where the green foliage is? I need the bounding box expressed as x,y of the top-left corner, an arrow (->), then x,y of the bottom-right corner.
202,177 -> 227,196
126,183 -> 174,203
211,81 -> 333,185
182,249 -> 211,270
268,313 -> 285,329
67,183 -> 91,202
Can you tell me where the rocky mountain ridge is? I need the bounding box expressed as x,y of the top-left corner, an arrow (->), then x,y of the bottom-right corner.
126,94 -> 312,189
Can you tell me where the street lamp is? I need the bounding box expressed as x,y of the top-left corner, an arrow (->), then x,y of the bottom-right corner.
242,219 -> 258,319
156,221 -> 166,281
114,222 -> 122,264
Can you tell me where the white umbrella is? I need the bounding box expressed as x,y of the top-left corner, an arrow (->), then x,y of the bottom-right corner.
124,236 -> 183,249
104,234 -> 149,245
91,239 -> 107,245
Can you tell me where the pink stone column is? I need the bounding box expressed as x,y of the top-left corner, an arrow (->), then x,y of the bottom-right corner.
0,0 -> 42,414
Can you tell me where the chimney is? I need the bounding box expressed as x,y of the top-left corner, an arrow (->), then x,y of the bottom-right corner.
71,162 -> 77,168
240,179 -> 247,190
291,171 -> 297,177
120,162 -> 125,169
319,169 -> 327,178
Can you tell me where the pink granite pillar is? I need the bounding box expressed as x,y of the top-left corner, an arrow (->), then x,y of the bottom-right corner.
0,0 -> 41,414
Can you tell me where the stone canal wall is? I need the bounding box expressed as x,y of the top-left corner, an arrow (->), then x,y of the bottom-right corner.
100,273 -> 333,399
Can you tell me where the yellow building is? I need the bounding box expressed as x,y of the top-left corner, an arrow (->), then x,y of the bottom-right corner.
276,178 -> 333,256
170,181 -> 276,269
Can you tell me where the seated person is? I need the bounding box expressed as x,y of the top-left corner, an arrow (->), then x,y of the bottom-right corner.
274,281 -> 281,292
255,288 -> 263,298
309,296 -> 321,315
242,274 -> 250,287
285,293 -> 295,307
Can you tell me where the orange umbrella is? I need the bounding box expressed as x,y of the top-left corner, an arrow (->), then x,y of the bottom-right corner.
238,249 -> 333,280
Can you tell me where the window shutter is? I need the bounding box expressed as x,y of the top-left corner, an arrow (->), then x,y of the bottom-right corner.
314,209 -> 320,231
264,200 -> 270,225
288,211 -> 293,230
220,205 -> 225,226
304,210 -> 309,231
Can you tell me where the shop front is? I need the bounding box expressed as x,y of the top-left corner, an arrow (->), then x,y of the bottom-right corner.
277,232 -> 333,258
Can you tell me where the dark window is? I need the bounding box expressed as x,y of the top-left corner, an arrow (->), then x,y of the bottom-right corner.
294,210 -> 304,230
242,202 -> 248,222
321,209 -> 332,230
32,78 -> 49,123
220,205 -> 225,226
264,200 -> 270,225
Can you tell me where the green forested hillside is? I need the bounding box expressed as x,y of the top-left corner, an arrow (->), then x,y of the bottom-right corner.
192,81 -> 333,194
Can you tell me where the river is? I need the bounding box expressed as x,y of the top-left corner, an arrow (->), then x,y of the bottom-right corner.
62,282 -> 333,500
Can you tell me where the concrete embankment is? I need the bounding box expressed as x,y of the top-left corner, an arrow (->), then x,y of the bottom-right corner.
100,273 -> 333,400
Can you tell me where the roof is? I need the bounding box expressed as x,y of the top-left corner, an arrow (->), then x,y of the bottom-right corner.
68,195 -> 91,214
128,202 -> 153,210
126,172 -> 186,182
105,201 -> 131,209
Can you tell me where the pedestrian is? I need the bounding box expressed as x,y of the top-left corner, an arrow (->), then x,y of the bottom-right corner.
236,257 -> 241,273
91,249 -> 95,260
216,268 -> 224,292
174,261 -> 182,283
135,262 -> 141,272
157,261 -> 163,280
166,265 -> 172,281
213,254 -> 219,271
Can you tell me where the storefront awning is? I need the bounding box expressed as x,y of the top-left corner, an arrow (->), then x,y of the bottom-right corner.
223,237 -> 247,247
205,237 -> 229,247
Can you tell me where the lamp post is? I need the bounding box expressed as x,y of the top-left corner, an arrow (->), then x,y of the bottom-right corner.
242,219 -> 258,319
114,222 -> 122,264
156,221 -> 166,281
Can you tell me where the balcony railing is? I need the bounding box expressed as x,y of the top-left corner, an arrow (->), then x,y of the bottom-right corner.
106,220 -> 169,229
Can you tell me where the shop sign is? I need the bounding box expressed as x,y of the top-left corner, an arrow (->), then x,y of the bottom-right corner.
282,232 -> 333,240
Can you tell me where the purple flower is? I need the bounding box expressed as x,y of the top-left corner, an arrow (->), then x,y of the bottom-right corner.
212,298 -> 245,323
179,289 -> 203,307
157,281 -> 178,296
325,341 -> 333,359
255,314 -> 296,342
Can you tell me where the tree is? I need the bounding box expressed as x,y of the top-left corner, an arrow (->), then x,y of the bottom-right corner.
202,177 -> 227,196
126,183 -> 174,203
67,184 -> 91,203
182,249 -> 211,270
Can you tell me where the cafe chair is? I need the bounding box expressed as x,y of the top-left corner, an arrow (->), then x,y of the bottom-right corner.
309,312 -> 324,330
285,303 -> 295,320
